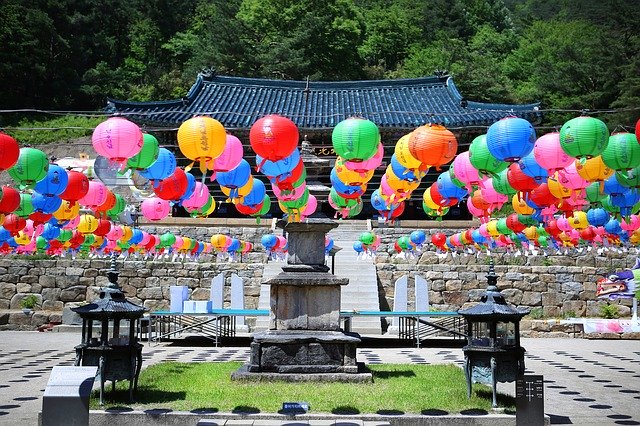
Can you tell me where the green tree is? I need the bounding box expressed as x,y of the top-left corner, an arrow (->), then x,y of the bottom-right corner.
504,19 -> 619,125
237,0 -> 365,80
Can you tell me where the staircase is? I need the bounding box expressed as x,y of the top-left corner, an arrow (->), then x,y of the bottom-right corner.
254,220 -> 382,335
329,220 -> 382,335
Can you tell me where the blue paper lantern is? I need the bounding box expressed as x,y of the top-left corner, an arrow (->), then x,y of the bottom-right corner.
32,193 -> 62,214
179,172 -> 196,203
261,234 -> 278,250
603,174 -> 628,196
256,149 -> 300,179
586,208 -> 610,227
138,148 -> 177,182
241,178 -> 266,208
436,172 -> 468,205
409,230 -> 426,245
352,241 -> 365,253
518,151 -> 548,183
34,165 -> 68,196
216,159 -> 251,188
486,117 -> 536,162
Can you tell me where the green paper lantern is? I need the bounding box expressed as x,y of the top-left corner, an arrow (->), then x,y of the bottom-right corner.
8,147 -> 49,189
492,169 -> 516,196
359,231 -> 375,245
615,166 -> 640,188
252,195 -> 272,217
127,133 -> 160,170
58,229 -> 72,242
585,182 -> 607,204
397,236 -> 411,250
281,188 -> 309,209
329,187 -> 358,209
331,118 -> 380,161
107,194 -> 126,219
601,133 -> 640,172
347,200 -> 364,217
600,196 -> 620,214
36,236 -> 48,250
159,232 -> 176,248
469,134 -> 508,177
496,217 -> 510,235
560,116 -> 609,160
14,193 -> 34,218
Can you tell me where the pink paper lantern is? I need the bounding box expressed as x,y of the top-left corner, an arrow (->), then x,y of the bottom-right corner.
62,216 -> 80,230
181,182 -> 210,210
533,132 -> 573,174
78,180 -> 107,209
344,142 -> 384,172
466,197 -> 489,223
480,179 -> 508,211
106,225 -> 124,241
301,194 -> 317,218
558,163 -> 589,190
452,151 -> 484,191
556,216 -> 573,232
273,182 -> 307,201
621,214 -> 640,231
92,117 -> 143,168
172,236 -> 184,250
141,197 -> 171,221
210,134 -> 244,172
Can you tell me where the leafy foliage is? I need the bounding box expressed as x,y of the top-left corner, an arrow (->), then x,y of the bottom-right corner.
0,0 -> 638,130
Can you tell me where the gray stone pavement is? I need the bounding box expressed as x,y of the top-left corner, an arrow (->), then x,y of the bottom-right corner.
0,331 -> 638,425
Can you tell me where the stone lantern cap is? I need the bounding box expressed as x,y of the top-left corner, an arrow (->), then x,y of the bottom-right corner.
458,260 -> 529,321
72,255 -> 145,320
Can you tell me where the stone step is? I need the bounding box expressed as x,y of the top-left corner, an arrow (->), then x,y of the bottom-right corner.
197,420 -> 391,425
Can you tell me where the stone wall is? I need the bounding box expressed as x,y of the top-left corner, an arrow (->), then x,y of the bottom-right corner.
374,249 -> 637,320
1,221 -> 639,335
0,253 -> 268,330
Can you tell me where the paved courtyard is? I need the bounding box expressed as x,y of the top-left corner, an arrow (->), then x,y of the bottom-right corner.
0,331 -> 638,425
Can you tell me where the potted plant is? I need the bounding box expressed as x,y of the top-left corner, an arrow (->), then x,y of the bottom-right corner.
20,295 -> 39,315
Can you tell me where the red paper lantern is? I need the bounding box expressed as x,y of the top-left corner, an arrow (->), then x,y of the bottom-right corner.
470,189 -> 491,211
0,186 -> 21,214
93,219 -> 112,237
506,163 -> 538,193
408,124 -> 457,169
580,227 -> 596,241
250,115 -> 299,162
429,184 -> 447,207
0,132 -> 19,172
60,171 -> 89,205
528,183 -> 559,207
94,190 -> 116,216
431,232 -> 447,248
235,202 -> 262,215
3,214 -> 26,235
545,219 -> 562,237
28,211 -> 52,225
153,168 -> 188,201
506,213 -> 527,233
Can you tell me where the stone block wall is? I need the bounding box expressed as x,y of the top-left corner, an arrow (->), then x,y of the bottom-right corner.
0,253 -> 268,330
374,249 -> 637,320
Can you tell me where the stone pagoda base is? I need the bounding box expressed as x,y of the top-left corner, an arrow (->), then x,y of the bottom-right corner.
232,330 -> 372,382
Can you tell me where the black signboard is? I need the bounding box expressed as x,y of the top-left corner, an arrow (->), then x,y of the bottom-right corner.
281,402 -> 310,414
516,375 -> 544,426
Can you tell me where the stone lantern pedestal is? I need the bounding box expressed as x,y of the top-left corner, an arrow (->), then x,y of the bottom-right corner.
232,216 -> 371,382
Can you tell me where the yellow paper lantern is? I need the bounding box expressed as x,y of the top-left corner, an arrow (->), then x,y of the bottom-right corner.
91,235 -> 104,248
53,200 -> 80,221
77,214 -> 99,234
486,220 -> 500,237
423,188 -> 440,210
177,116 -> 226,173
15,231 -> 31,245
0,213 -> 4,226
576,156 -> 613,182
512,194 -> 534,215
547,175 -> 573,200
194,197 -> 216,218
569,211 -> 589,230
394,133 -> 422,169
523,226 -> 538,241
120,225 -> 133,242
181,237 -> 192,251
385,166 -> 421,193
210,234 -> 227,251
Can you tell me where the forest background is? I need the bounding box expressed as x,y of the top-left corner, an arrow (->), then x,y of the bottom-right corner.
1,0 -> 639,141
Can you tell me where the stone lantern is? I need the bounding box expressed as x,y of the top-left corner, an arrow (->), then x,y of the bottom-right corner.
72,255 -> 145,404
233,215 -> 371,382
458,259 -> 529,407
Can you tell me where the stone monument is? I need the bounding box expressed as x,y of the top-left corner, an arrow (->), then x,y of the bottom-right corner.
232,215 -> 371,382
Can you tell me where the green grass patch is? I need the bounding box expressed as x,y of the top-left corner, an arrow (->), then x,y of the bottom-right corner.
91,362 -> 514,414
3,115 -> 103,145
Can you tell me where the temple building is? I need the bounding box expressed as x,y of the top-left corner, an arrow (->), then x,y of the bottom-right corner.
107,72 -> 540,219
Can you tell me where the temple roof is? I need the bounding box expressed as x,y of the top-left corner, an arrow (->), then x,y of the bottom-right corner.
107,73 -> 540,130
